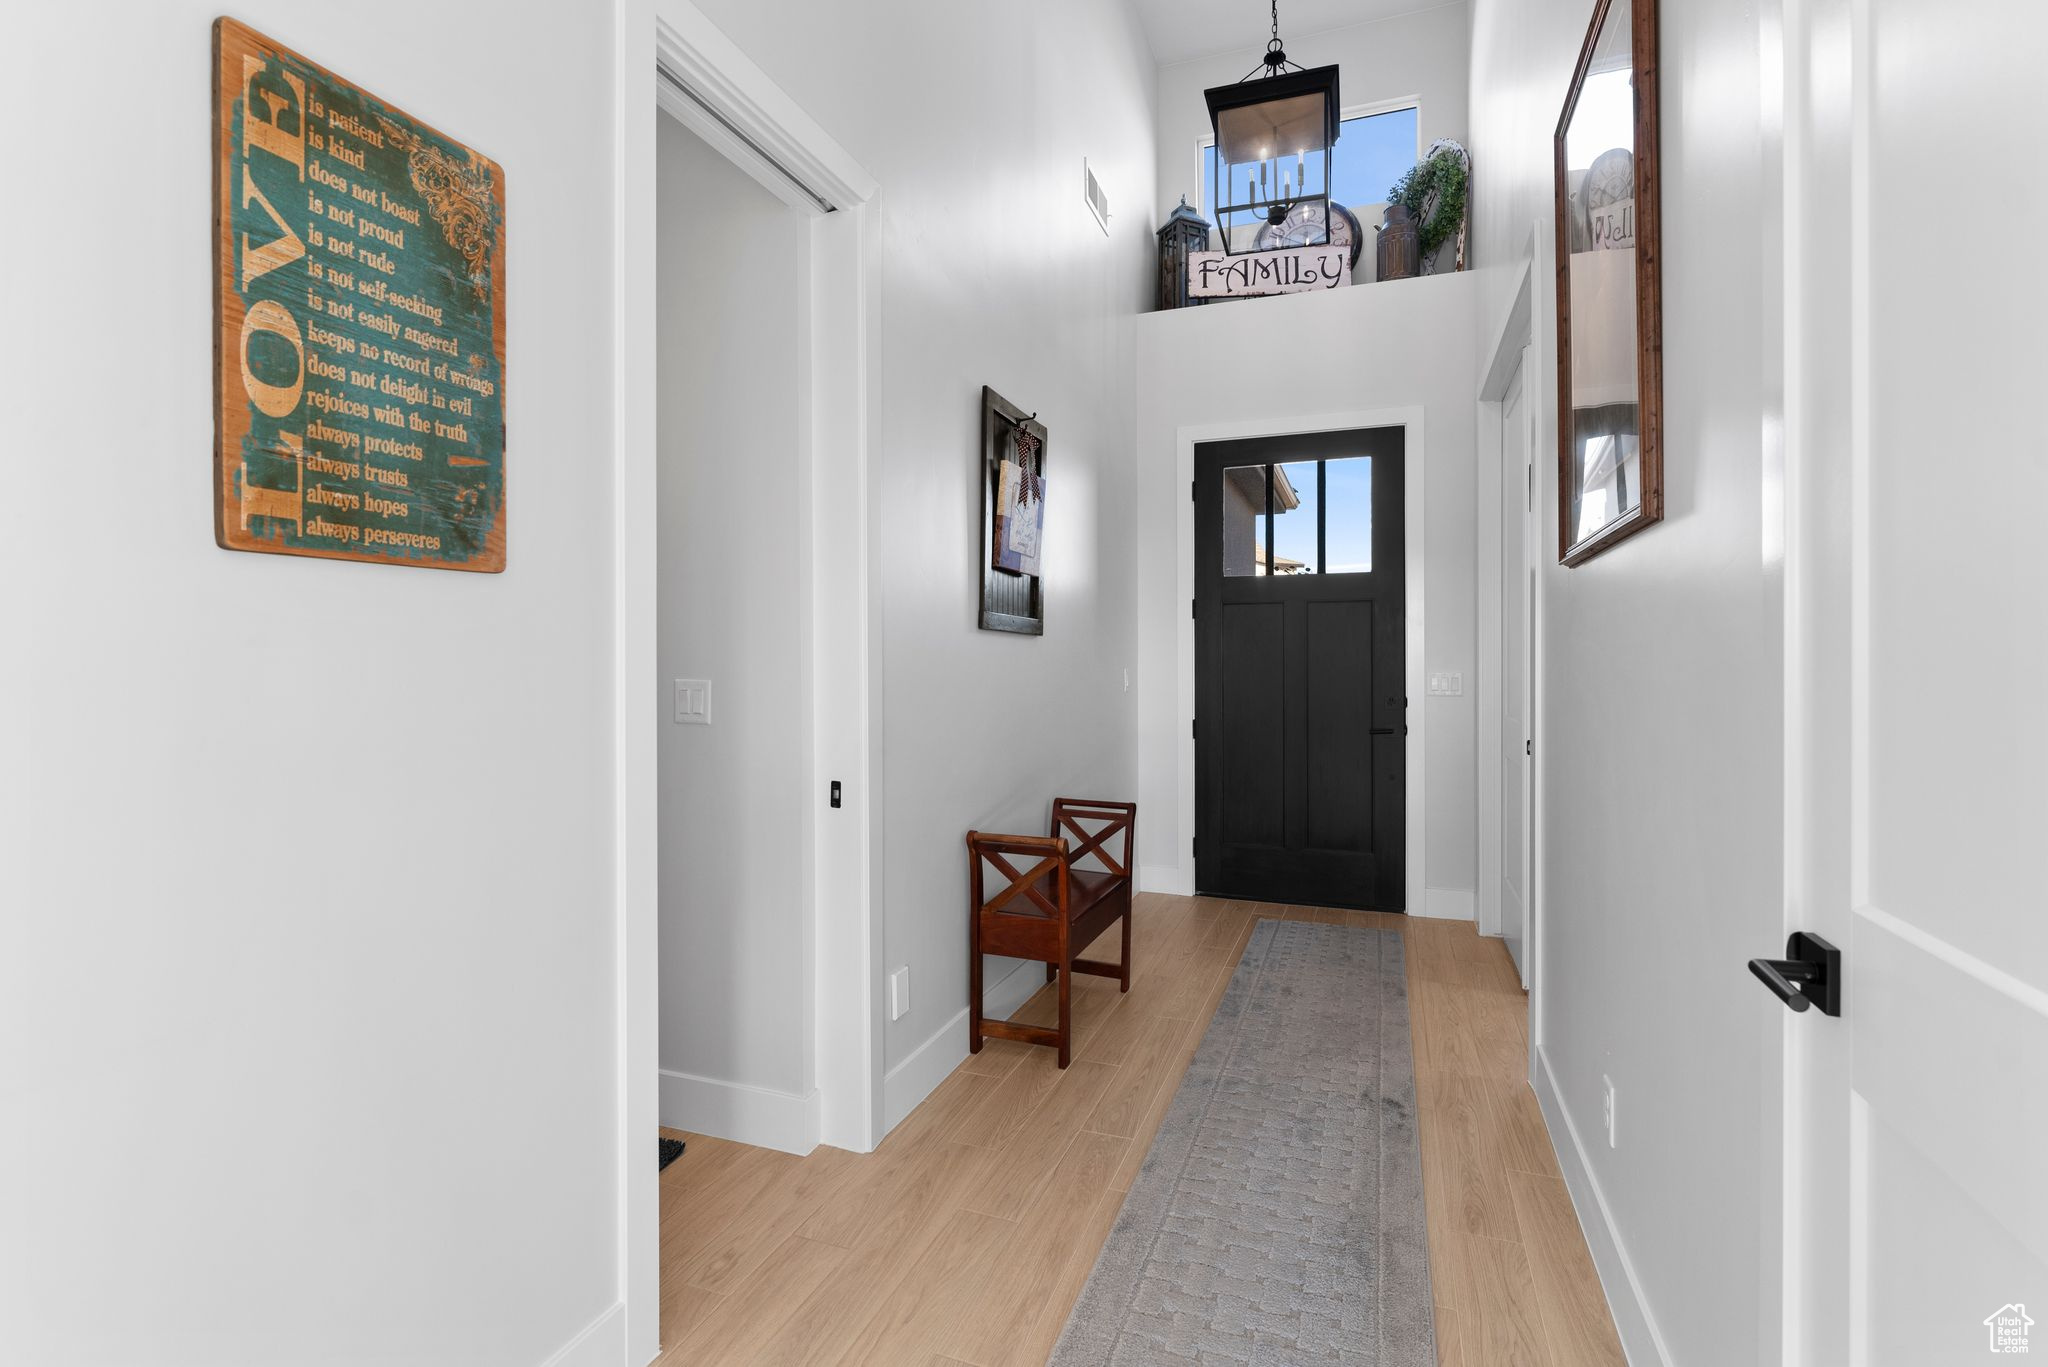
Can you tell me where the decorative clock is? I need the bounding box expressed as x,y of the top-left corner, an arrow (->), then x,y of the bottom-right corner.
1253,200 -> 1363,269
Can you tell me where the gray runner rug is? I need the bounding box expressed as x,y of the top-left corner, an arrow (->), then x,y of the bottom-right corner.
1050,918 -> 1435,1367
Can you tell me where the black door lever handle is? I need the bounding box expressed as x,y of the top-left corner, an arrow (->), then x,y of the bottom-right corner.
1748,957 -> 1818,1011
1747,932 -> 1841,1017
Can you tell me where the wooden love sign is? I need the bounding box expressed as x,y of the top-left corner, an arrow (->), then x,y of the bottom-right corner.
214,18 -> 508,571
1186,244 -> 1351,299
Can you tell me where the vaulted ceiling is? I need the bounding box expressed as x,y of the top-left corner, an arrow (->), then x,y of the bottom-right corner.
1131,0 -> 1459,66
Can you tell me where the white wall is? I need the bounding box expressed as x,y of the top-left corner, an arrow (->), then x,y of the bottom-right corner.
681,0 -> 1159,1110
1153,2 -> 1471,226
1469,1 -> 1782,1362
1134,276 -> 1480,911
655,119 -> 813,1133
0,4 -> 624,1365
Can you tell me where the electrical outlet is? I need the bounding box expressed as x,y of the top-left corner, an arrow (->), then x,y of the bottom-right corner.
1602,1074 -> 1618,1148
889,967 -> 910,1022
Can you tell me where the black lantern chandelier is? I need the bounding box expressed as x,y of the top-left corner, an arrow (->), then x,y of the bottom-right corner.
1203,0 -> 1341,255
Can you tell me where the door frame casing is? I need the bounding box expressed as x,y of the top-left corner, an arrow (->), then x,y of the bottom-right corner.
1167,408 -> 1426,917
1476,242 -> 1538,981
617,2 -> 883,1361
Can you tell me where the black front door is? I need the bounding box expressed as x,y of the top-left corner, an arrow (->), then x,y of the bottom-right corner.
1194,428 -> 1406,910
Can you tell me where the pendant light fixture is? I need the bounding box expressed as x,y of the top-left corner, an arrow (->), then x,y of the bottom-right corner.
1203,0 -> 1341,255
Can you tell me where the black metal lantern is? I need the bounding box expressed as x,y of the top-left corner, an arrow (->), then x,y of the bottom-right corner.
1157,196 -> 1212,310
1203,0 -> 1340,255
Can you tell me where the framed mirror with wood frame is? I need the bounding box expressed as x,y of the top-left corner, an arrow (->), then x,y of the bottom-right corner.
1554,0 -> 1662,565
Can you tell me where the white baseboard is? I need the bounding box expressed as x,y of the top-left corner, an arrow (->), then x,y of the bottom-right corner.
539,1300 -> 624,1367
1532,1046 -> 1672,1367
881,958 -> 1044,1133
1418,886 -> 1476,920
658,1069 -> 820,1156
1138,862 -> 1195,896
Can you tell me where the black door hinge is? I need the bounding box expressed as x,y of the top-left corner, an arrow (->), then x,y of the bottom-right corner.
1191,718 -> 1198,739
1191,479 -> 1197,502
1192,836 -> 1199,858
1191,598 -> 1198,619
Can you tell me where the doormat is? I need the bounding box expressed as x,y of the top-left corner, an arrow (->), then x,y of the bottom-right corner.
659,1137 -> 685,1172
1051,919 -> 1434,1366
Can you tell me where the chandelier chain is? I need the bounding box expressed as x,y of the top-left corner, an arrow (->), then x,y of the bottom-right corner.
1240,0 -> 1301,81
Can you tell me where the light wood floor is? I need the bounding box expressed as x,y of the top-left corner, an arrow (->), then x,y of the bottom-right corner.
655,895 -> 1625,1366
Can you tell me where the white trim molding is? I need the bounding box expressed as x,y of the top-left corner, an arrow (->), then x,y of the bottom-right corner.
659,1071 -> 822,1156
1172,407 -> 1428,917
1138,862 -> 1196,897
1476,238 -> 1538,947
613,1 -> 661,1361
806,199 -> 884,1157
653,9 -> 875,216
1534,1046 -> 1675,1367
880,960 -> 1045,1133
1418,887 -> 1476,921
538,1302 -> 625,1367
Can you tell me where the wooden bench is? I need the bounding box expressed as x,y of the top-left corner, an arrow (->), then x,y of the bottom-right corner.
966,798 -> 1137,1067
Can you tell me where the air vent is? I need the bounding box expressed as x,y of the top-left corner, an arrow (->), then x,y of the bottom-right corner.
1083,159 -> 1110,235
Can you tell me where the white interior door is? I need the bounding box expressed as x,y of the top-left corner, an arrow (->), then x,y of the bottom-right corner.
1499,351 -> 1532,984
1781,1 -> 2047,1359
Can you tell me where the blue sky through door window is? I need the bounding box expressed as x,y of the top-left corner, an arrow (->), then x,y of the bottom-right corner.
1257,457 -> 1374,576
1324,457 -> 1373,574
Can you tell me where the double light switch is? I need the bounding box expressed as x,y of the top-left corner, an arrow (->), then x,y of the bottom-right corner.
673,679 -> 711,724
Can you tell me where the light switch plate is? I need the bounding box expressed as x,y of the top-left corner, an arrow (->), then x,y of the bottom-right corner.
673,679 -> 711,724
1428,671 -> 1464,697
888,967 -> 910,1021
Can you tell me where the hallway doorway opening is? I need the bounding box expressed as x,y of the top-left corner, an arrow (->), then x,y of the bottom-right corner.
622,8 -> 886,1358
654,109 -> 812,1147
1193,427 -> 1407,911
646,18 -> 882,1161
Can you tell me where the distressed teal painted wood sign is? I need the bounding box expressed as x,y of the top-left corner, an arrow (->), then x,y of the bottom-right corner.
214,18 -> 507,571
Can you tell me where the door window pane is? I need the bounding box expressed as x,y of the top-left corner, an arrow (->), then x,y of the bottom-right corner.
1222,464 -> 1268,576
1271,461 -> 1318,575
1324,456 -> 1373,573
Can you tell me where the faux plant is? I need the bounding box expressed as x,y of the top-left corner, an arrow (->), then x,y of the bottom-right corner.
1387,148 -> 1469,258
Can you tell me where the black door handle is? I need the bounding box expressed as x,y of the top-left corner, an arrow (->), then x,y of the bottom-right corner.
1749,958 -> 1816,1012
1748,932 -> 1841,1016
